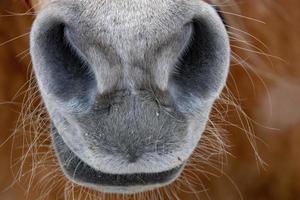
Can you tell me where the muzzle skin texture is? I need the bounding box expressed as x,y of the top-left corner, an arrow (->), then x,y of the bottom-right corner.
30,0 -> 230,194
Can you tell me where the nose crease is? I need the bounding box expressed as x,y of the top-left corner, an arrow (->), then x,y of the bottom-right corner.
125,150 -> 140,163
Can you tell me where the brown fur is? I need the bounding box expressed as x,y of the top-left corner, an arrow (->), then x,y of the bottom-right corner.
0,0 -> 300,199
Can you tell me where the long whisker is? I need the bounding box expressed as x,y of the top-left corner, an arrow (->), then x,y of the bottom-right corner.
0,32 -> 30,47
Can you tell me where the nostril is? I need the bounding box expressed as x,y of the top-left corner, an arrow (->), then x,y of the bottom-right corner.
169,13 -> 230,113
31,19 -> 96,110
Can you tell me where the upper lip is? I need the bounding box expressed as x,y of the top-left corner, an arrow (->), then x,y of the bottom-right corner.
51,124 -> 184,189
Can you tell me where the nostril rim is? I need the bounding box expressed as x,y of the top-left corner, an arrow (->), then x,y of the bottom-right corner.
31,19 -> 96,109
169,15 -> 230,113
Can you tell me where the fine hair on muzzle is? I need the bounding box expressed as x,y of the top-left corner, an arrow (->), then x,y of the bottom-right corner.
30,0 -> 230,194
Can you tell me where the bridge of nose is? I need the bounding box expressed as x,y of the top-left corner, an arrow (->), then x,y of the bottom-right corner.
87,1 -> 189,34
75,0 -> 194,94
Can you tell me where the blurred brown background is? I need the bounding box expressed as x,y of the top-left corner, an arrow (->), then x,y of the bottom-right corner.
0,0 -> 300,199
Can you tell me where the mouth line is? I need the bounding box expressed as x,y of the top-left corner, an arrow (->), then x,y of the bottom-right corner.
50,123 -> 184,190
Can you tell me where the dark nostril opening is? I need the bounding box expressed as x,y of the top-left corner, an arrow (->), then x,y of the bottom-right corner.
31,20 -> 96,106
169,15 -> 229,112
174,19 -> 225,96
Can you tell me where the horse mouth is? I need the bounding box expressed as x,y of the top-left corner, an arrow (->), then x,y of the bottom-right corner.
51,124 -> 185,194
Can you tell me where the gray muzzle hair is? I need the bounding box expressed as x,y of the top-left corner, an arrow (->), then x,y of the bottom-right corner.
30,0 -> 230,194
